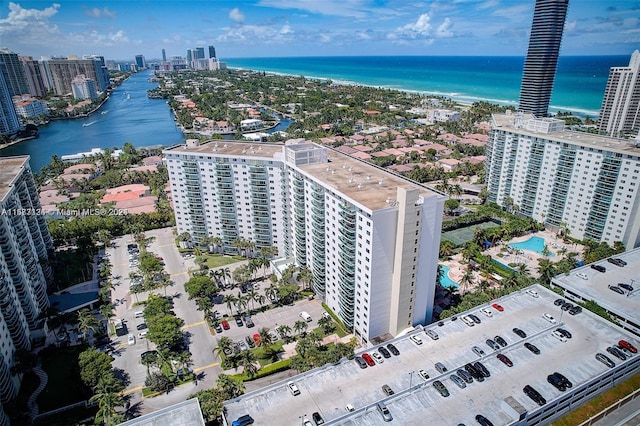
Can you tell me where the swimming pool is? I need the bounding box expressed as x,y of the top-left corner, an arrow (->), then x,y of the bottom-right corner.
509,236 -> 555,257
440,265 -> 459,290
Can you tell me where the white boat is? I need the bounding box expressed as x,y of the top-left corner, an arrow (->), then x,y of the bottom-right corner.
82,121 -> 97,127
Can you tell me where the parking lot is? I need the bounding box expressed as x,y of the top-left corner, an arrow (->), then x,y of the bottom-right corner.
224,284 -> 640,425
106,227 -> 329,405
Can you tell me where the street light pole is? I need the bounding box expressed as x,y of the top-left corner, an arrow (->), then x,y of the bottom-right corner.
409,371 -> 414,389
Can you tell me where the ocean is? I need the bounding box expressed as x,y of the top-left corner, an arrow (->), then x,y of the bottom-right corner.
225,56 -> 629,118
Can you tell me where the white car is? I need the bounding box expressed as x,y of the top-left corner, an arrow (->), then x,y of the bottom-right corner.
461,316 -> 475,327
543,313 -> 557,324
138,331 -> 148,339
410,335 -> 423,345
287,381 -> 300,396
480,308 -> 493,317
418,369 -> 430,380
576,272 -> 588,280
345,404 -> 355,412
127,334 -> 136,345
372,352 -> 384,364
552,330 -> 567,342
526,289 -> 539,298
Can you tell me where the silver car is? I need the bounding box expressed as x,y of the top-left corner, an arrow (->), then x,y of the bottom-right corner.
377,402 -> 393,422
450,373 -> 467,389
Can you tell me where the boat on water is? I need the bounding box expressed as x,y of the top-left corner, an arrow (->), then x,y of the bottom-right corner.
101,110 -> 108,115
82,121 -> 97,127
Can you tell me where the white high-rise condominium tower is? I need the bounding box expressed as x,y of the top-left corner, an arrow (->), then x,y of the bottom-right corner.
598,50 -> 640,139
164,140 -> 446,344
0,156 -> 53,415
486,112 -> 640,249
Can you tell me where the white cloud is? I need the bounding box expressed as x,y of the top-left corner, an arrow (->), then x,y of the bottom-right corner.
85,7 -> 116,18
436,17 -> 453,38
389,13 -> 433,39
216,23 -> 295,44
0,2 -> 60,34
229,7 -> 245,24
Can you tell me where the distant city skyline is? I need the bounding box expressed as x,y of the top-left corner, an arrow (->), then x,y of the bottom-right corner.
1,1 -> 638,60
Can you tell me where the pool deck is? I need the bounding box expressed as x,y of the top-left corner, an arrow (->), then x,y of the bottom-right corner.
440,230 -> 585,293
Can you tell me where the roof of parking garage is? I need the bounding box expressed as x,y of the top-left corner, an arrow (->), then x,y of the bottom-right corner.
551,248 -> 640,327
223,284 -> 638,426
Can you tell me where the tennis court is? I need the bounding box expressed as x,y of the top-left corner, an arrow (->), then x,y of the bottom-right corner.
441,221 -> 500,247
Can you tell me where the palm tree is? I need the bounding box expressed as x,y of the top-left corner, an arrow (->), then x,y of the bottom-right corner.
318,316 -> 334,334
297,267 -> 313,291
265,284 -> 278,302
239,350 -> 258,377
247,289 -> 259,311
216,373 -> 245,398
89,376 -> 125,426
293,320 -> 308,336
537,258 -> 556,286
76,308 -> 99,341
223,294 -> 238,315
213,336 -> 233,360
276,324 -> 292,341
459,268 -> 474,294
258,327 -> 272,346
255,294 -> 266,310
99,303 -> 115,328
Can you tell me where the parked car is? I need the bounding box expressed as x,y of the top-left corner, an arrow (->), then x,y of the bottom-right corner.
234,316 -> 244,327
513,328 -> 527,338
377,402 -> 393,422
382,384 -> 394,396
480,308 -> 493,317
433,380 -> 450,397
461,316 -> 475,327
301,418 -> 313,426
372,352 -> 384,364
476,414 -> 495,426
523,385 -> 546,406
553,371 -> 573,388
410,335 -> 423,345
435,362 -> 448,373
355,356 -> 368,369
362,353 -> 375,366
576,272 -> 588,280
547,374 -> 567,391
552,330 -> 568,342
137,323 -> 148,330
468,314 -> 481,324
609,285 -> 624,294
237,340 -> 249,352
591,264 -> 606,273
526,289 -> 539,298
618,340 -> 638,353
465,363 -> 485,382
497,354 -> 513,367
418,369 -> 430,380
345,404 -> 355,412
494,335 -> 508,347
556,328 -> 572,339
607,257 -> 626,267
569,305 -> 583,315
486,339 -> 500,351
312,412 -> 324,425
426,329 -> 439,340
491,303 -> 504,312
457,368 -> 474,383
543,313 -> 557,324
619,283 -> 634,292
214,323 -> 223,333
473,361 -> 491,378
387,343 -> 400,356
595,352 -> 616,368
561,302 -> 573,311
378,346 -> 391,358
138,331 -> 147,339
245,335 -> 255,348
525,342 -> 541,355
472,346 -> 486,357
127,334 -> 135,345
554,298 -> 565,306
450,373 -> 467,388
606,346 -> 627,360
243,315 -> 255,328
287,381 -> 300,396
221,320 -> 230,330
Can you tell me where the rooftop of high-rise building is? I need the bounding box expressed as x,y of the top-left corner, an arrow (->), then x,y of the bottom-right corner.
0,156 -> 29,202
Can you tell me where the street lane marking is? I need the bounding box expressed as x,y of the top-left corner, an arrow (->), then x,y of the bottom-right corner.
170,271 -> 189,278
182,320 -> 206,330
123,385 -> 143,395
194,362 -> 220,373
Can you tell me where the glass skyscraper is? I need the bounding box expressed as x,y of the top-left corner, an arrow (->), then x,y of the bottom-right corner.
518,0 -> 569,117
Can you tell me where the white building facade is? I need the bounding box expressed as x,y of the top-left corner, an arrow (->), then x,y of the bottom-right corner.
598,50 -> 640,138
71,74 -> 98,100
164,140 -> 446,344
0,156 -> 53,408
486,112 -> 640,249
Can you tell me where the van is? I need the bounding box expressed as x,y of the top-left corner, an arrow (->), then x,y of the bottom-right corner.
299,311 -> 312,322
134,311 -> 144,318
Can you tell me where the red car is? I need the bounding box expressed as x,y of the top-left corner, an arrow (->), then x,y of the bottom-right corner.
253,333 -> 261,346
492,303 -> 504,312
497,353 -> 513,367
619,339 -> 638,353
362,353 -> 375,366
221,320 -> 230,330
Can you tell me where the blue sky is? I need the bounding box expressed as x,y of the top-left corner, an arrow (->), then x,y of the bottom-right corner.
1,1 -> 639,60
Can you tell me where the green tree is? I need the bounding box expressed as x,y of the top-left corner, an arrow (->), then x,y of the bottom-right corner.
76,308 -> 100,339
89,375 -> 125,426
147,315 -> 184,349
190,388 -> 226,422
216,373 -> 245,399
293,320 -> 308,336
78,348 -> 114,388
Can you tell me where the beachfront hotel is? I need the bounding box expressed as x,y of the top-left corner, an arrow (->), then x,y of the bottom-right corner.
0,156 -> 53,414
518,0 -> 569,117
486,111 -> 640,249
164,140 -> 446,344
598,50 -> 640,139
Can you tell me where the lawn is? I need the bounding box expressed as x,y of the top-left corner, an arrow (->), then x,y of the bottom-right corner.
203,254 -> 244,269
552,371 -> 640,426
37,346 -> 90,412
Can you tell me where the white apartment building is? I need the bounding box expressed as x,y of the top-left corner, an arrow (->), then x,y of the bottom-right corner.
164,140 -> 446,344
486,112 -> 640,249
71,74 -> 98,100
598,50 -> 640,138
0,156 -> 53,407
